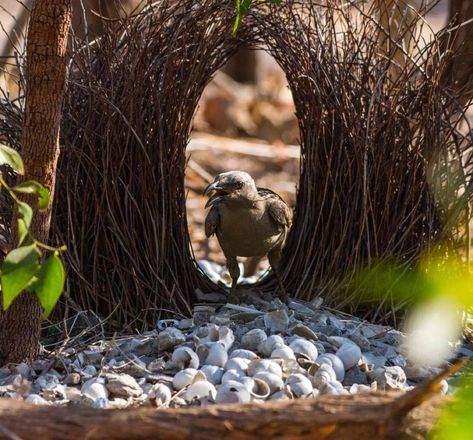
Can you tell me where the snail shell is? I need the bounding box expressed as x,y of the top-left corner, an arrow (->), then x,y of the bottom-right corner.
316,353 -> 345,381
258,335 -> 285,357
207,324 -> 235,351
247,359 -> 283,378
172,368 -> 199,390
182,380 -> 217,403
309,363 -> 337,388
285,373 -> 314,398
171,347 -> 200,370
199,365 -> 224,385
289,339 -> 318,361
241,329 -> 267,351
148,383 -> 172,406
271,345 -> 296,361
229,349 -> 259,361
253,371 -> 284,395
196,342 -> 228,368
222,369 -> 246,383
215,380 -> 252,404
224,357 -> 251,372
335,343 -> 362,371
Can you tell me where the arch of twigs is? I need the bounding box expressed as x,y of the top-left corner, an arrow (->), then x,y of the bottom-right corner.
0,0 -> 472,328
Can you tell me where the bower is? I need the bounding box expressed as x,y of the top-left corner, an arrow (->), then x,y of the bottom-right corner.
1,0 -> 470,329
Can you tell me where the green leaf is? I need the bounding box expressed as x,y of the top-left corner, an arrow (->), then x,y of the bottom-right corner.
16,200 -> 33,247
0,144 -> 24,175
17,219 -> 28,246
1,244 -> 41,310
13,180 -> 50,210
34,254 -> 65,318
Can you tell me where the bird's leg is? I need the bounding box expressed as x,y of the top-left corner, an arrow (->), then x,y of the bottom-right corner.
226,254 -> 241,303
268,247 -> 288,303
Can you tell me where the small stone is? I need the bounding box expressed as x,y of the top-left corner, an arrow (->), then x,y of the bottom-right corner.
157,327 -> 186,352
147,358 -> 166,372
26,394 -> 50,405
178,319 -> 194,330
387,354 -> 407,368
291,324 -> 318,341
14,363 -> 32,379
83,350 -> 104,366
314,325 -> 342,337
64,373 -> 81,386
342,366 -> 368,386
368,366 -> 407,390
193,306 -> 217,326
81,377 -> 109,400
348,334 -> 370,352
81,365 -> 97,378
107,397 -> 129,409
106,374 -> 143,398
264,310 -> 289,333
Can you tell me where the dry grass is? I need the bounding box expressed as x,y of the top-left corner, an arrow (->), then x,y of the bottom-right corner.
0,0 -> 471,329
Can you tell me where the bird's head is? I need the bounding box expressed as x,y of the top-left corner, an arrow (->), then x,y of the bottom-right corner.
204,171 -> 257,207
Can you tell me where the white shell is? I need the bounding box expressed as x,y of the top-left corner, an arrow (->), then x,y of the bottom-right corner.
271,346 -> 296,361
247,359 -> 283,378
258,335 -> 285,357
222,369 -> 246,383
229,349 -> 259,360
207,324 -> 235,351
251,378 -> 271,400
310,363 -> 337,388
336,343 -> 362,370
215,380 -> 252,404
241,329 -> 267,351
171,347 -> 200,370
316,354 -> 345,381
319,380 -> 347,395
253,371 -> 284,394
269,389 -> 293,401
196,342 -> 228,368
149,383 -> 172,405
182,380 -> 217,402
172,368 -> 199,390
289,339 -> 318,361
285,374 -> 314,398
199,365 -> 224,385
225,357 -> 251,372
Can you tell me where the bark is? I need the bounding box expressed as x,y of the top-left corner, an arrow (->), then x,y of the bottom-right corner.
0,0 -> 72,365
441,0 -> 473,103
0,389 -> 448,440
0,361 -> 462,440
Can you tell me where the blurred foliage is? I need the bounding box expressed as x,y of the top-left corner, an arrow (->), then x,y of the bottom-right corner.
351,249 -> 473,439
0,144 -> 65,319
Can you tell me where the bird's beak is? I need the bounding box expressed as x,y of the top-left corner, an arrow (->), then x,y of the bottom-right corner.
203,181 -> 220,196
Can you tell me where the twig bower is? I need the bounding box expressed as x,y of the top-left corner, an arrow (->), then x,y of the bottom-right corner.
32,0 -> 473,326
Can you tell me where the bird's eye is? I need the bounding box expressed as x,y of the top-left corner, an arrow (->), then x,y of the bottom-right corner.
236,182 -> 243,189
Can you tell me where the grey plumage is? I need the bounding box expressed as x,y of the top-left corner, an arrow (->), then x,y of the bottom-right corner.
204,171 -> 292,302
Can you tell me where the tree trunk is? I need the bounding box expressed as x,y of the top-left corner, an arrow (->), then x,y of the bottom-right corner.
441,0 -> 473,103
0,0 -> 72,365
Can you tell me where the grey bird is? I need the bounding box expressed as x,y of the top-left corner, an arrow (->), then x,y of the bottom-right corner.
203,171 -> 293,302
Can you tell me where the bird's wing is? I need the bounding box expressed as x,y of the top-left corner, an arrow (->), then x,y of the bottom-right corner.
205,205 -> 220,237
258,187 -> 293,228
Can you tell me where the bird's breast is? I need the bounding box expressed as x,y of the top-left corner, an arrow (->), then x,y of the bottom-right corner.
216,204 -> 283,257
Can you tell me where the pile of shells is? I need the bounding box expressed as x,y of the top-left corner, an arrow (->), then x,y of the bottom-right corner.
0,261 -> 470,408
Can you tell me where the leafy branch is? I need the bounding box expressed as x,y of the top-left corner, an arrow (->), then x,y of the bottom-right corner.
0,144 -> 66,318
233,0 -> 282,33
